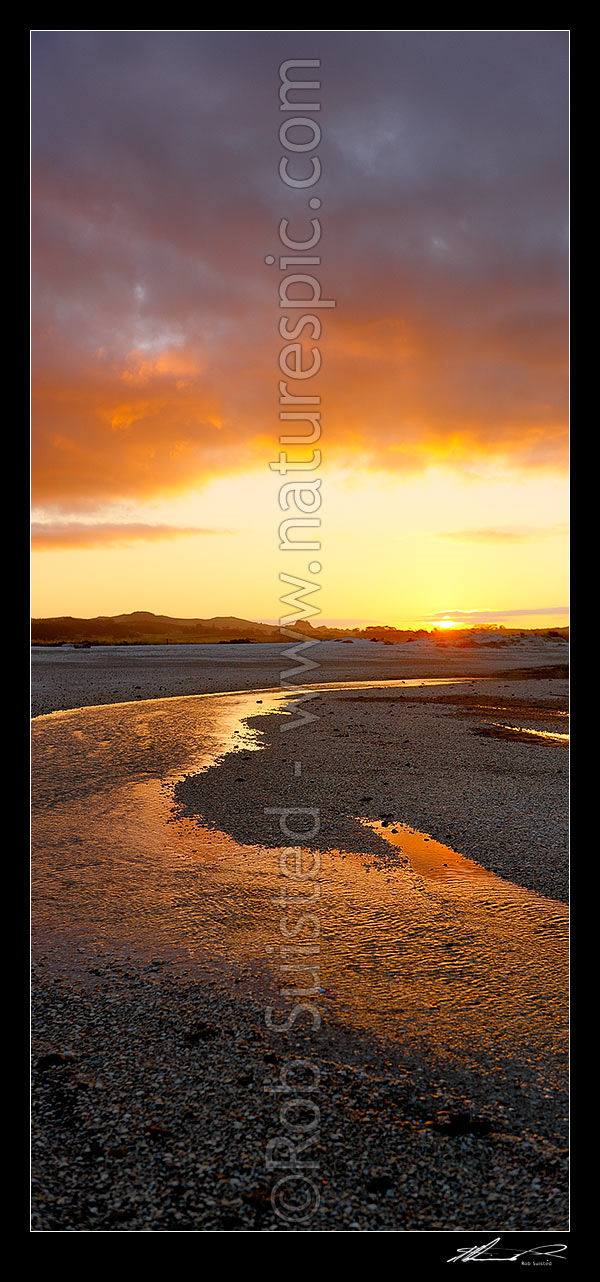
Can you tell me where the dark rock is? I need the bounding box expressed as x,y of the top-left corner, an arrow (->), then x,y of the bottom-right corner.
37,1052 -> 74,1071
185,1021 -> 216,1044
433,1112 -> 493,1137
366,1173 -> 394,1193
147,1123 -> 171,1143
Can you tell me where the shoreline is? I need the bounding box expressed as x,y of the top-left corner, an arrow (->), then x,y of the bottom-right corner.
175,674 -> 568,904
31,648 -> 569,1232
31,637 -> 568,718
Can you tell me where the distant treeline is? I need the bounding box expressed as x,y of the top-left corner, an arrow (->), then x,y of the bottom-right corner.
31,610 -> 569,647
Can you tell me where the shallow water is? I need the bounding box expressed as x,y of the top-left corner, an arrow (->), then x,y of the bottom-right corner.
32,685 -> 567,1063
491,722 -> 569,745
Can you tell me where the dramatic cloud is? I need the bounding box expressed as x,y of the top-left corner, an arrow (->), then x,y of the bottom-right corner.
32,31 -> 568,510
31,521 -> 230,549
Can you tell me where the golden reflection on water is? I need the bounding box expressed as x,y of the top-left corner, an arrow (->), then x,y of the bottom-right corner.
491,722 -> 569,745
32,690 -> 568,1064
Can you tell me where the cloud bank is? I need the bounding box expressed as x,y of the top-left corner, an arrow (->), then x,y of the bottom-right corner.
32,32 -> 568,511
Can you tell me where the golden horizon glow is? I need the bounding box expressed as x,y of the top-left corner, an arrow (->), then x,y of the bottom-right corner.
31,463 -> 569,628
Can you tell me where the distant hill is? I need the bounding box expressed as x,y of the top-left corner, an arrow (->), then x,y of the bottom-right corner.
30,611 -> 569,647
32,611 -> 284,645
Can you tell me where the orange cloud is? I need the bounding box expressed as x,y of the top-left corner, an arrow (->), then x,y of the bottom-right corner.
32,298 -> 568,511
120,346 -> 202,387
31,521 -> 232,549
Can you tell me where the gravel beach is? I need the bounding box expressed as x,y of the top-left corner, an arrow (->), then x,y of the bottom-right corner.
31,962 -> 567,1233
31,641 -> 569,1232
175,676 -> 568,903
31,636 -> 567,717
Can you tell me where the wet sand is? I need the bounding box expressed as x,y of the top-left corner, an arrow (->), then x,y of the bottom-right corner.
176,677 -> 568,903
31,647 -> 568,1231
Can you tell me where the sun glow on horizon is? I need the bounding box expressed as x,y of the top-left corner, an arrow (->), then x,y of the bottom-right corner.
434,618 -> 462,630
30,462 -> 569,624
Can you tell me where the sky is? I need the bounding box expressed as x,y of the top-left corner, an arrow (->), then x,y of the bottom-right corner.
31,31 -> 569,628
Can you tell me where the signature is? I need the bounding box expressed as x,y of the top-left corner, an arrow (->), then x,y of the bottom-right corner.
447,1238 -> 567,1263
